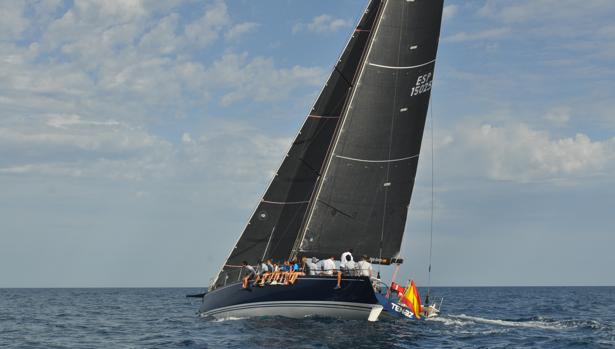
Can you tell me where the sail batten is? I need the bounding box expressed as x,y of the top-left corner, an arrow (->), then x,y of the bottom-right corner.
368,59 -> 436,70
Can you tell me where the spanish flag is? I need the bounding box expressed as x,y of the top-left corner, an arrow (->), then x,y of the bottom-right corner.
402,280 -> 422,320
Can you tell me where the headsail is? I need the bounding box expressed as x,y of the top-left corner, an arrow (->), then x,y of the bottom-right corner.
211,1 -> 383,288
295,0 -> 444,263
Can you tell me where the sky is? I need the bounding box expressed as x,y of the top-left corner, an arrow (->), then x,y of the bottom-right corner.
1,0 -> 614,288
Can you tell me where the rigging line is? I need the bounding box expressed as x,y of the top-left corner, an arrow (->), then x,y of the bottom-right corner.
265,203 -> 310,259
427,92 -> 435,301
334,66 -> 353,87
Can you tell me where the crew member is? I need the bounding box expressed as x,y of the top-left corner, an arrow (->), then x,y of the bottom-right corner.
356,254 -> 373,277
342,254 -> 356,276
308,257 -> 319,275
340,249 -> 354,267
322,256 -> 336,276
241,261 -> 256,289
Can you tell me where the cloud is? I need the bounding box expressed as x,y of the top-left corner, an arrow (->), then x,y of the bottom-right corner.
182,123 -> 292,182
138,13 -> 182,55
478,0 -> 615,23
0,2 -> 29,40
225,22 -> 259,41
293,14 -> 352,34
205,53 -> 325,106
442,5 -> 458,21
474,1 -> 615,59
0,114 -> 171,167
443,122 -> 615,183
0,0 -> 331,187
444,27 -> 510,43
544,107 -> 571,126
184,0 -> 231,48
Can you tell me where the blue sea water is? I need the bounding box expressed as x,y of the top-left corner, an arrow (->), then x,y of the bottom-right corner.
1,287 -> 614,348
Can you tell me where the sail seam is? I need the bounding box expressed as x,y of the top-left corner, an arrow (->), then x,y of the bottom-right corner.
368,58 -> 436,70
317,200 -> 355,219
335,154 -> 418,163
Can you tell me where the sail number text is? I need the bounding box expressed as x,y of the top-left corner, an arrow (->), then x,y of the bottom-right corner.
410,72 -> 433,97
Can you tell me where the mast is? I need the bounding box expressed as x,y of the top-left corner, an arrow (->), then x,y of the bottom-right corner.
293,0 -> 444,263
210,0 -> 383,289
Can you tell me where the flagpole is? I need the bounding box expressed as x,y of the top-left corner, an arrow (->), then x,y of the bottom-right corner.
387,263 -> 402,299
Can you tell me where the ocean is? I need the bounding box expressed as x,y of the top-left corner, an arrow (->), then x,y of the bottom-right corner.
1,287 -> 613,348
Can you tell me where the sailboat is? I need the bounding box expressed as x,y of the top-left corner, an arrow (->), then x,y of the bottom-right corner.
198,0 -> 444,321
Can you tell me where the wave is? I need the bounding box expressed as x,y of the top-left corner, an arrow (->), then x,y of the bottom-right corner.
208,316 -> 248,322
433,314 -> 609,331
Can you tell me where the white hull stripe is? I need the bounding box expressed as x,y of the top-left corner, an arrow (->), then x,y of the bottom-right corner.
368,58 -> 436,70
335,154 -> 418,163
201,301 -> 375,318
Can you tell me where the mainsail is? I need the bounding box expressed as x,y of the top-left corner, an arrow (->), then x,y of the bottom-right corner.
294,0 -> 444,263
212,0 -> 383,288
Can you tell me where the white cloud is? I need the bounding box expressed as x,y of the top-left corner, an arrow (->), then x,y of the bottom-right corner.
444,27 -> 510,43
475,1 -> 615,59
181,132 -> 194,144
205,53 -> 325,106
138,13 -> 181,55
46,114 -> 121,129
184,0 -> 231,47
442,5 -> 458,22
0,108 -> 177,183
0,1 -> 328,188
225,22 -> 259,41
182,123 -> 292,182
478,0 -> 615,24
0,2 -> 29,40
444,123 -> 615,183
293,14 -> 352,34
0,116 -> 165,154
544,107 -> 571,126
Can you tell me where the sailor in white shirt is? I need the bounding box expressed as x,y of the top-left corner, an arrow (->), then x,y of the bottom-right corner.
344,255 -> 356,276
259,260 -> 269,274
308,257 -> 319,276
340,249 -> 354,268
322,256 -> 336,276
356,254 -> 373,277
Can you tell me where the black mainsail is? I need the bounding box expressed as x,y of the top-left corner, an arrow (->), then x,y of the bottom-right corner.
212,0 -> 383,288
294,0 -> 444,263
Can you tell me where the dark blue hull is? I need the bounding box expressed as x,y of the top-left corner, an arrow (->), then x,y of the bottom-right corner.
199,276 -> 380,320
